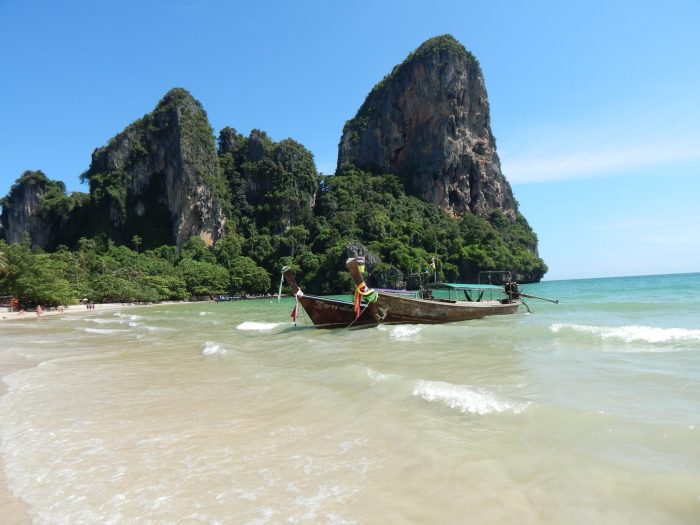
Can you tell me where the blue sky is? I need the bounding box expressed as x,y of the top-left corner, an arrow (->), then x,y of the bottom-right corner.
1,0 -> 698,280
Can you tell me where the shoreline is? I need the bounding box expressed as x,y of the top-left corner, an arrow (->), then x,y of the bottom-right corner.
0,300 -> 192,323
0,301 -> 190,523
0,467 -> 27,525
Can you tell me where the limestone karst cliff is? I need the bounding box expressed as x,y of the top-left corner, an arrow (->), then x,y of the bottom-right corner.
1,41 -> 547,286
0,171 -> 66,249
82,88 -> 228,248
338,35 -> 517,219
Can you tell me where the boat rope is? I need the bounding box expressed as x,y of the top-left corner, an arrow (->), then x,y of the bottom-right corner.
353,281 -> 378,319
345,305 -> 368,329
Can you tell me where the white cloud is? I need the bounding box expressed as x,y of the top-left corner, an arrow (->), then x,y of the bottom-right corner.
502,135 -> 700,183
499,105 -> 700,183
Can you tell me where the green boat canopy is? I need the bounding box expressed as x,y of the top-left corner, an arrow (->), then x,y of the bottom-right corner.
427,282 -> 503,291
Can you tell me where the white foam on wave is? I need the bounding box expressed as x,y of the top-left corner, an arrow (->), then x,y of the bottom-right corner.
88,318 -> 121,325
366,367 -> 387,383
83,328 -> 131,335
143,325 -> 174,333
112,313 -> 143,321
289,484 -> 348,522
412,380 -> 527,415
236,321 -> 280,331
550,323 -> 700,344
390,325 -> 422,340
202,341 -> 226,356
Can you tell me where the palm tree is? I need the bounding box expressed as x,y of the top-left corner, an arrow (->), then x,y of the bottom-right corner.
0,249 -> 8,276
0,250 -> 10,274
131,235 -> 142,254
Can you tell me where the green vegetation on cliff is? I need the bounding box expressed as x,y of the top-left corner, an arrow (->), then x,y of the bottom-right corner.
1,134 -> 546,305
1,77 -> 547,302
78,88 -> 229,249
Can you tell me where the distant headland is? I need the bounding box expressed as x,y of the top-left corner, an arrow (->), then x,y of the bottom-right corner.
0,35 -> 546,306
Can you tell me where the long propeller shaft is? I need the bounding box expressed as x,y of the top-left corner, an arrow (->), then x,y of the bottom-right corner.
520,292 -> 559,304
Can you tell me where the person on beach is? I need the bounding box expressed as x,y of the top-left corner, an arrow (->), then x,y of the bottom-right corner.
36,305 -> 43,318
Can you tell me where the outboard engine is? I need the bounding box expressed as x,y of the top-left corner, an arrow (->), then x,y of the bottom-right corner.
504,281 -> 520,302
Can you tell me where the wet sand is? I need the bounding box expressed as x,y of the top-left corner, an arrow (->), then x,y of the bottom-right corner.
0,462 -> 29,525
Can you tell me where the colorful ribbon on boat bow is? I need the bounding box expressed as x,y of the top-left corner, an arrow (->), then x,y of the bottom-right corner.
353,282 -> 378,318
291,289 -> 303,323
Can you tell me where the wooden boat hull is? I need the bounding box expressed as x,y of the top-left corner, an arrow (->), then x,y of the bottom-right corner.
282,266 -> 375,329
296,294 -> 377,329
345,257 -> 522,325
282,262 -> 522,329
373,293 -> 521,324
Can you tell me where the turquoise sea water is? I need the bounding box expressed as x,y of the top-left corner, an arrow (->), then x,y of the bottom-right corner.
1,273 -> 699,524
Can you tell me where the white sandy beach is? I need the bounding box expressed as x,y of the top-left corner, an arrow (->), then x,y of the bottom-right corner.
0,302 -> 149,323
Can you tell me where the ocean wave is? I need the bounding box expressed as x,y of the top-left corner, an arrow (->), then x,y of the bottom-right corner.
142,325 -> 174,333
550,323 -> 700,344
390,326 -> 422,340
236,321 -> 280,331
366,367 -> 387,383
83,328 -> 131,335
412,380 -> 527,415
88,318 -> 121,325
113,313 -> 143,321
202,341 -> 226,356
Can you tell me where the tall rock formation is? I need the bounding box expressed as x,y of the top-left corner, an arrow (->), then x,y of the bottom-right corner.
83,88 -> 227,248
0,171 -> 62,248
338,35 -> 516,218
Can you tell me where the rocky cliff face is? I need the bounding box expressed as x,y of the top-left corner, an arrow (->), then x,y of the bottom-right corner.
84,88 -> 227,248
338,35 -> 517,219
0,171 -> 60,248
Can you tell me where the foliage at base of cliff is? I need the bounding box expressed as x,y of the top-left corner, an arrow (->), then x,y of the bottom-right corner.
295,165 -> 546,291
0,238 -> 270,306
1,159 -> 546,303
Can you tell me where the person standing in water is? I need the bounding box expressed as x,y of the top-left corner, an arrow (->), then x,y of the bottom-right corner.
36,304 -> 43,319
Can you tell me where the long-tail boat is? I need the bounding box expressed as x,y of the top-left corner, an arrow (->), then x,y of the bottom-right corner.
280,266 -> 377,329
346,258 -> 522,324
